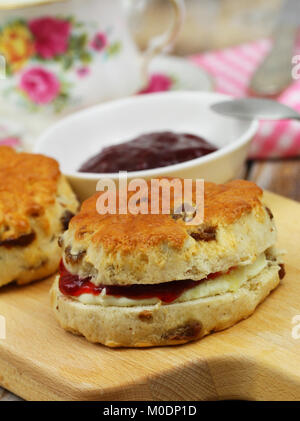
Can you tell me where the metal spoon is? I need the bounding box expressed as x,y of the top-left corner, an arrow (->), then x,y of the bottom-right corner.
211,98 -> 300,121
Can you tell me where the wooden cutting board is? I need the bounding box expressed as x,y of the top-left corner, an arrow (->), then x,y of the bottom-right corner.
0,191 -> 299,401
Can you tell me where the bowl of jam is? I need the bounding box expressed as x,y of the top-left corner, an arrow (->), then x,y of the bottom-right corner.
78,131 -> 218,174
35,91 -> 258,201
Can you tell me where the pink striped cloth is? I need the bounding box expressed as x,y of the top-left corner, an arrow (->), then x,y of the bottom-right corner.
191,38 -> 300,158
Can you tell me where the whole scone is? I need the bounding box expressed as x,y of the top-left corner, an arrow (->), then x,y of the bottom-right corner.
51,179 -> 284,347
0,146 -> 79,287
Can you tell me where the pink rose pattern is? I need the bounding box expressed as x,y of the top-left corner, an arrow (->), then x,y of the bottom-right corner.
139,73 -> 174,94
0,137 -> 21,148
90,32 -> 107,52
2,16 -> 122,111
29,17 -> 71,59
20,67 -> 60,104
76,66 -> 90,78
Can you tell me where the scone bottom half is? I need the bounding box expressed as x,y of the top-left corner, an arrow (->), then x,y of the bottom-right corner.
52,179 -> 284,347
0,147 -> 80,288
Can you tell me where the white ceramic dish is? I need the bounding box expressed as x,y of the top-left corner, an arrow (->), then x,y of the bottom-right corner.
35,91 -> 258,201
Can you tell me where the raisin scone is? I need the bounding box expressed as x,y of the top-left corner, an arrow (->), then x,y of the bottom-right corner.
51,179 -> 284,347
0,146 -> 79,287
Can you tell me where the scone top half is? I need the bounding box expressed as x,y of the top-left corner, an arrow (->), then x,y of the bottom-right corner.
59,178 -> 277,287
0,147 -> 79,287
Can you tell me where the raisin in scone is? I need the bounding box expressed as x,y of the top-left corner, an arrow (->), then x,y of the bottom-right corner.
0,146 -> 79,287
51,179 -> 284,347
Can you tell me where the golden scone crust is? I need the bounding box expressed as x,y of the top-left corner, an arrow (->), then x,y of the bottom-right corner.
0,146 -> 79,287
51,259 -> 281,348
61,179 -> 276,285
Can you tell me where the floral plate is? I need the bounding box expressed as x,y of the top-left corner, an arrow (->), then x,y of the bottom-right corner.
0,54 -> 214,151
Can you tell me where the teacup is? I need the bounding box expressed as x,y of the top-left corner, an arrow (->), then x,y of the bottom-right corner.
0,0 -> 184,119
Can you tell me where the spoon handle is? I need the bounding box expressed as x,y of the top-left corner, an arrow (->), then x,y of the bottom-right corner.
249,25 -> 297,97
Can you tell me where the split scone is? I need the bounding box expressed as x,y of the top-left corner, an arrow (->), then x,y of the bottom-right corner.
0,146 -> 79,287
51,179 -> 284,347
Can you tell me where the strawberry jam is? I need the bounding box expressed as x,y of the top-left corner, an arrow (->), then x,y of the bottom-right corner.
59,261 -> 226,303
79,131 -> 217,173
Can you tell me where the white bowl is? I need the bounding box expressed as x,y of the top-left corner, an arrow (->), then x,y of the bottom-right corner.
35,92 -> 258,201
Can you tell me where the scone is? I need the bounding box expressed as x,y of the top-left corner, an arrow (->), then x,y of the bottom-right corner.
0,146 -> 79,287
51,179 -> 284,347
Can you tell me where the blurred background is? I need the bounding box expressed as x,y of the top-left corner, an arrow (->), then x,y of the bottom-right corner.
130,0 -> 283,55
126,0 -> 300,201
